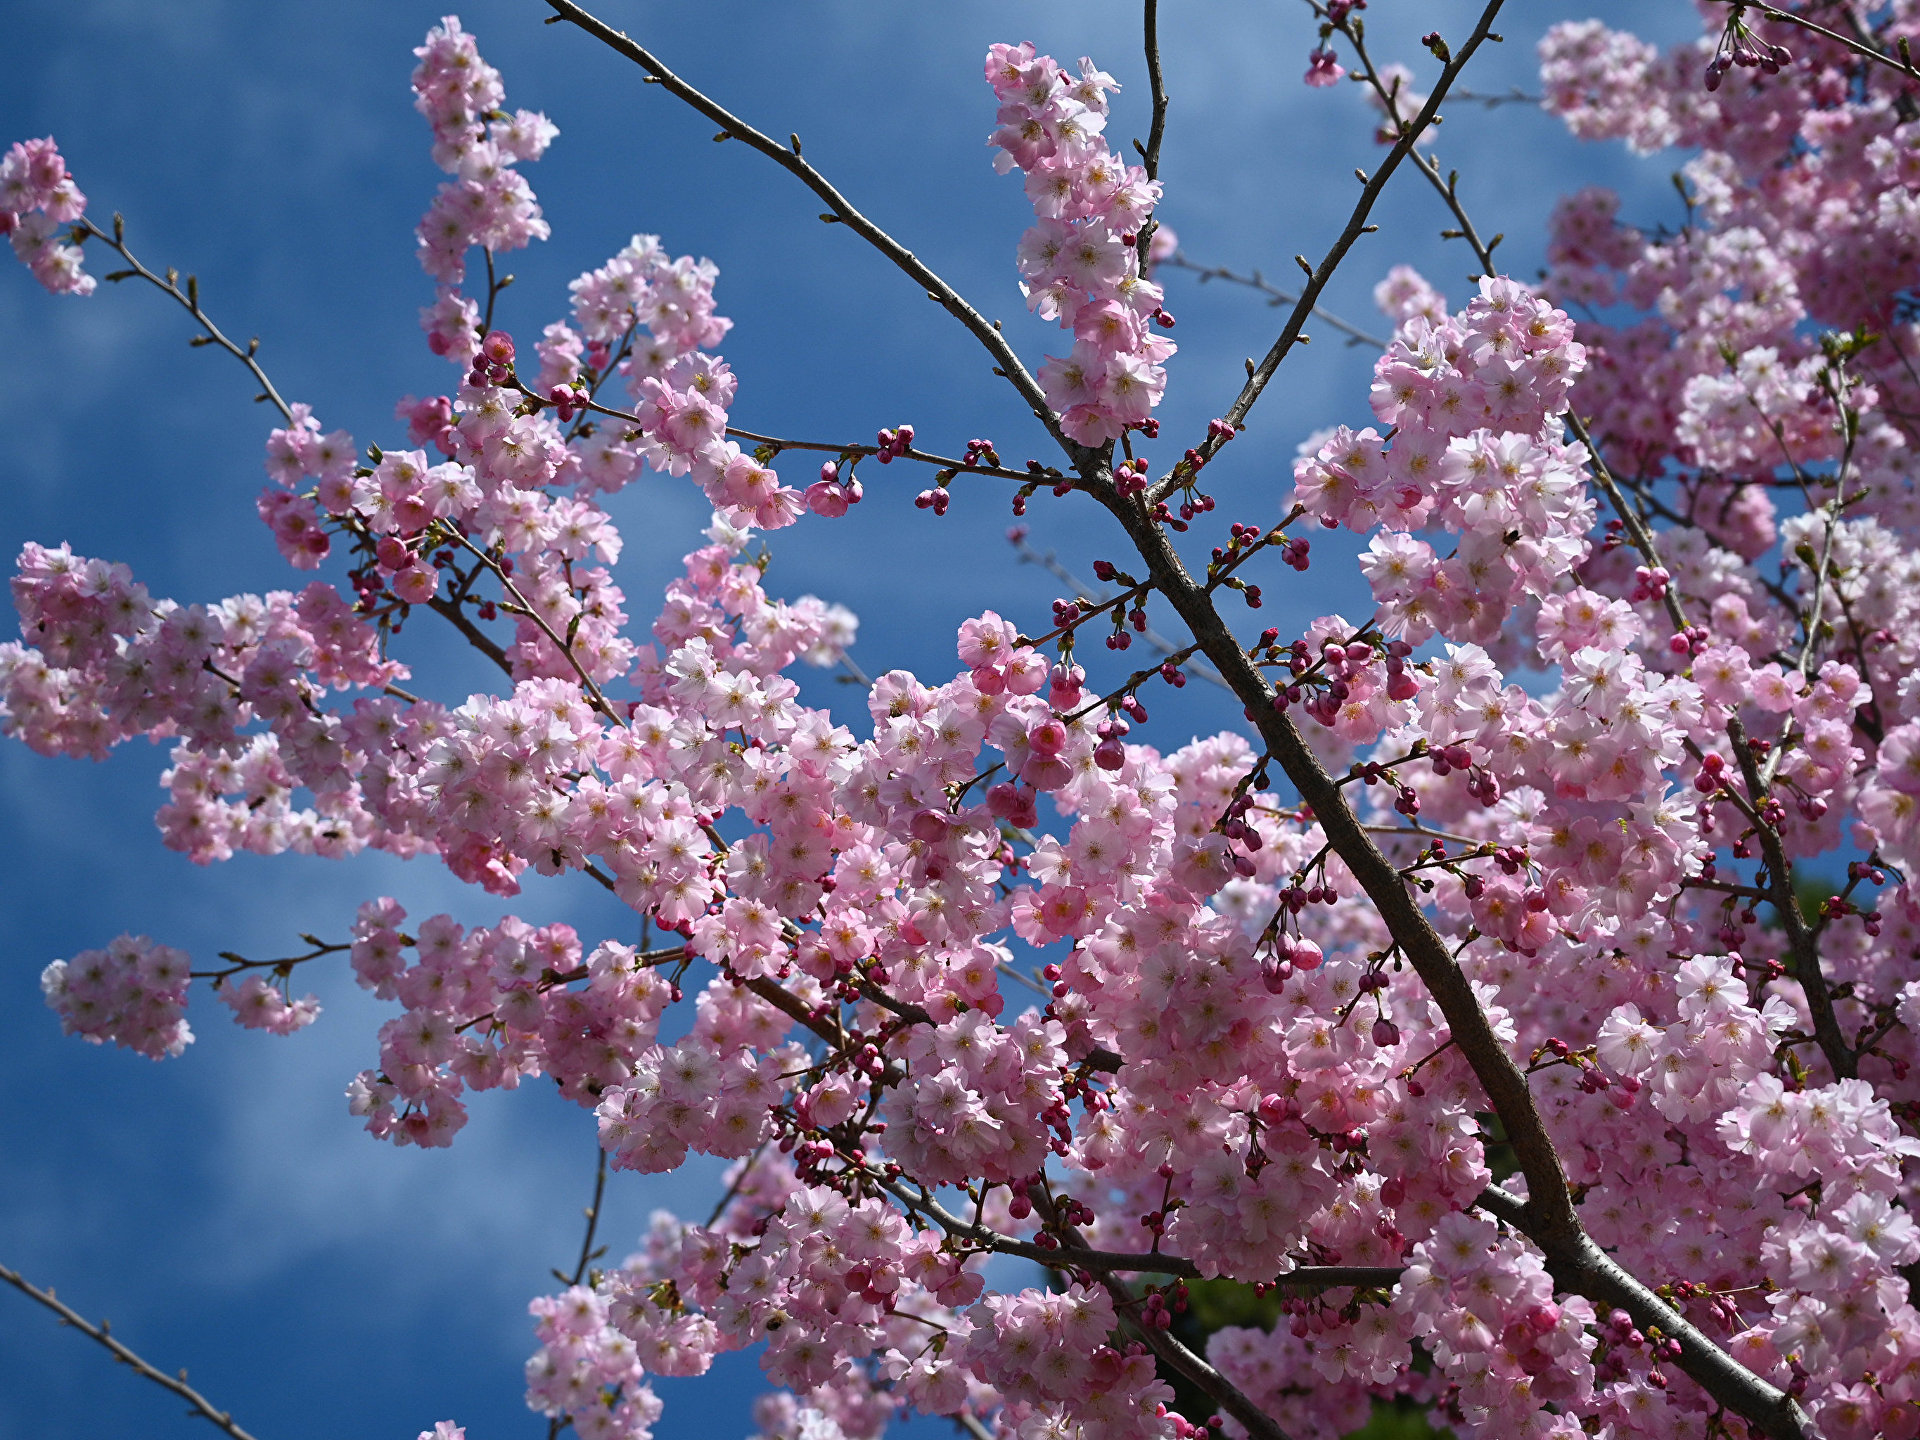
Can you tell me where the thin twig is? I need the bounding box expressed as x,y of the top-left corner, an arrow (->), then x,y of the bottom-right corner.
1009,530 -> 1228,689
0,1263 -> 264,1440
561,1146 -> 609,1287
725,422 -> 1052,484
878,1177 -> 1395,1289
1448,86 -> 1540,107
440,526 -> 625,726
1152,0 -> 1510,506
1164,253 -> 1388,350
539,0 -> 1085,461
1142,0 -> 1168,183
1135,0 -> 1169,265
82,216 -> 294,423
193,937 -> 348,981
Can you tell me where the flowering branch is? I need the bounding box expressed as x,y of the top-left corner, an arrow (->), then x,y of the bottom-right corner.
538,0 -> 1085,460
1704,0 -> 1920,88
1087,473 -> 1817,1438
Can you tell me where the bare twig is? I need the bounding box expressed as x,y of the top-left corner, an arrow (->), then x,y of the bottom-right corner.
725,422 -> 1054,484
0,1263 -> 263,1440
82,216 -> 293,423
1448,86 -> 1540,107
194,937 -> 348,981
1164,253 -> 1388,350
1142,0 -> 1168,183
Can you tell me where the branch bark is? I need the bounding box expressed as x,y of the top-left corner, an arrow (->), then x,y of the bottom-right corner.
540,0 -> 1087,463
1086,483 -> 1816,1439
0,1263 -> 264,1440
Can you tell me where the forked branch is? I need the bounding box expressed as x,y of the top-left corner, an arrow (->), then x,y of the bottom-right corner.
539,0 -> 1085,462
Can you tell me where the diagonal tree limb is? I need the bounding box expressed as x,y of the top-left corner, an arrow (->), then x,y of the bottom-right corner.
80,215 -> 295,425
1151,0 -> 1510,505
1085,482 -> 1815,1440
0,1262 -> 264,1440
539,0 -> 1087,465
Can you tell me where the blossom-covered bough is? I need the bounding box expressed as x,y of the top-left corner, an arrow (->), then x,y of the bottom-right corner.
7,0 -> 1920,1437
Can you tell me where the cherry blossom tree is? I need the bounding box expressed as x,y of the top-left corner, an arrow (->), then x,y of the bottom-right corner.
8,2 -> 1920,1438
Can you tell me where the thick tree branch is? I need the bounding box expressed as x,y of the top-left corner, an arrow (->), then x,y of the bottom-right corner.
1088,484 -> 1816,1439
0,1263 -> 264,1440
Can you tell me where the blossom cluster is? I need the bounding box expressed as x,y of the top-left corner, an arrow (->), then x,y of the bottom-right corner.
412,15 -> 554,285
0,136 -> 91,295
1298,274 -> 1594,647
40,934 -> 193,1060
985,43 -> 1176,446
16,10 -> 1920,1440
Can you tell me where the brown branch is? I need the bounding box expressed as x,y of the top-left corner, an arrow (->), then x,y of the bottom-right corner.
882,1176 -> 1393,1287
1134,0 -> 1169,266
539,0 -> 1086,462
82,216 -> 294,424
1154,0 -> 1509,504
561,1145 -> 608,1286
425,594 -> 513,674
0,1262 -> 264,1440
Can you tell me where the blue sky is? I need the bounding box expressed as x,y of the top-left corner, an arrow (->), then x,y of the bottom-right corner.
0,2 -> 1702,1437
